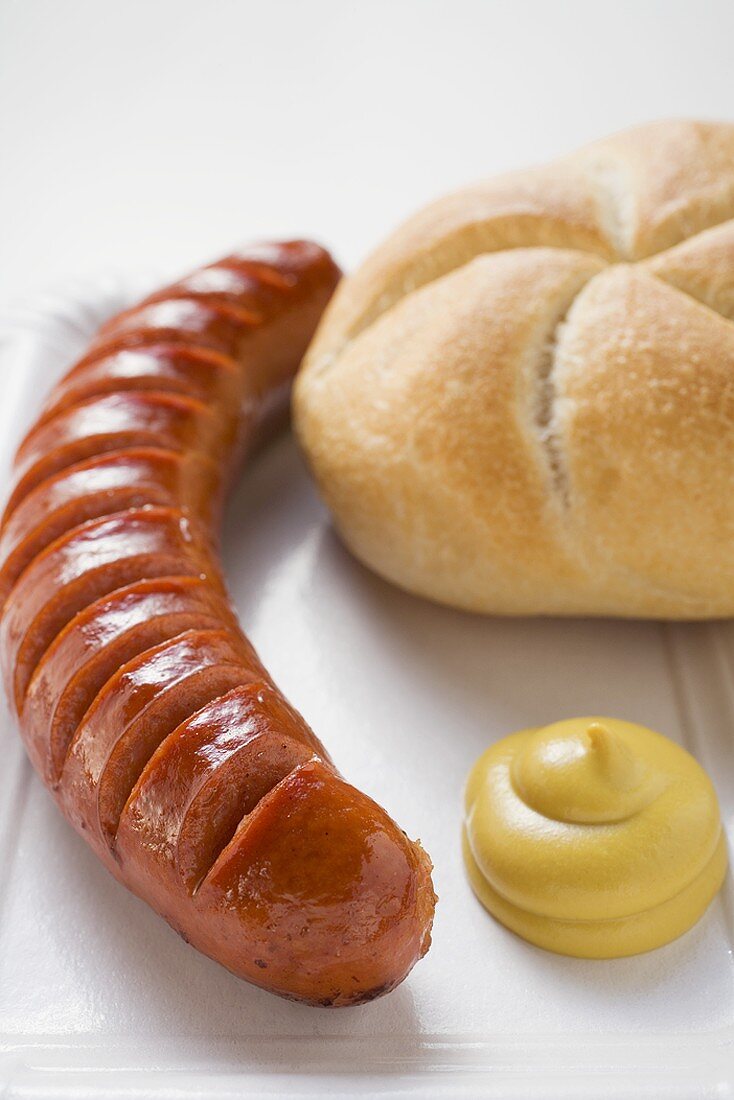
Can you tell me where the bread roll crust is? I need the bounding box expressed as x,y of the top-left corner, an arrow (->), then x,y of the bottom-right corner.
295,121 -> 734,618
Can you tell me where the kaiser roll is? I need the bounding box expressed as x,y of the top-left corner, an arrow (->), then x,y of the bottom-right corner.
294,121 -> 734,618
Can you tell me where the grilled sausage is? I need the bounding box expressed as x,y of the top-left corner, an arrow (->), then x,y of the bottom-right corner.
0,241 -> 436,1006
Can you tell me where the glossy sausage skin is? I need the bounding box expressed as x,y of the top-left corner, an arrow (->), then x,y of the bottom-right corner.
0,242 -> 435,1006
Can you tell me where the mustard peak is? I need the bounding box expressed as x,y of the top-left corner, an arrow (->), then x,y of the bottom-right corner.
511,717 -> 655,824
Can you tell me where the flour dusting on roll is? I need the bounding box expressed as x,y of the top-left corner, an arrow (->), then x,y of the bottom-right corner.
295,120 -> 734,618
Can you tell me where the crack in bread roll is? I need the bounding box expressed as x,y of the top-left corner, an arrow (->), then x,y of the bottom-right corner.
295,120 -> 734,618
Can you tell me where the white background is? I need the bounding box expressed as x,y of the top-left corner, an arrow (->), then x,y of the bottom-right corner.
1,0 -> 733,301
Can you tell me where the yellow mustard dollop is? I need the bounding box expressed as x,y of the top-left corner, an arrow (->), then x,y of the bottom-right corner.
463,717 -> 727,958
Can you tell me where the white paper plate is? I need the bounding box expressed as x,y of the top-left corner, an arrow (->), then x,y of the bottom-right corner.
0,279 -> 732,1099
